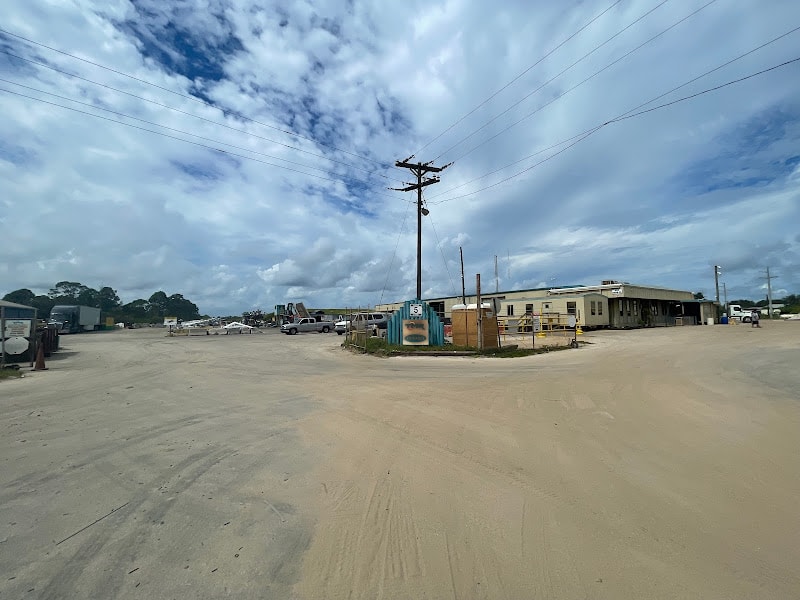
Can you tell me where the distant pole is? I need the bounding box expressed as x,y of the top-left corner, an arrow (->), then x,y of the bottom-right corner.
494,255 -> 499,293
459,246 -> 466,304
764,266 -> 777,319
476,274 -> 483,350
714,265 -> 721,304
1,306 -> 5,369
722,282 -> 728,312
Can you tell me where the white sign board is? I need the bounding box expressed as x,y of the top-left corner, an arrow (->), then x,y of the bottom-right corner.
164,317 -> 178,327
568,315 -> 577,328
532,316 -> 541,333
3,319 -> 31,338
409,304 -> 423,318
2,336 -> 30,355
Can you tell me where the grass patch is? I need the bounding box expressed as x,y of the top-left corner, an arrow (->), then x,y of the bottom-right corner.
0,367 -> 24,380
343,337 -> 587,357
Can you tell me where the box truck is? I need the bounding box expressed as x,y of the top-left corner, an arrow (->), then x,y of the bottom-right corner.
48,305 -> 102,333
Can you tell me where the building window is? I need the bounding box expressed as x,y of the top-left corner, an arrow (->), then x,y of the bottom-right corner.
598,302 -> 603,315
567,301 -> 577,315
525,303 -> 533,314
591,301 -> 596,316
626,300 -> 631,317
507,305 -> 514,316
543,302 -> 552,312
620,301 -> 624,317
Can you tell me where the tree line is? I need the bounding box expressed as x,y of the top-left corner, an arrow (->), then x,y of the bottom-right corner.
726,294 -> 799,313
2,282 -> 202,323
693,292 -> 799,313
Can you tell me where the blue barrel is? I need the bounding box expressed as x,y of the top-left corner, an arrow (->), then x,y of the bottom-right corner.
720,316 -> 729,325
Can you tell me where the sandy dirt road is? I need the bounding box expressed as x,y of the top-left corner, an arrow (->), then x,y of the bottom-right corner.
1,322 -> 799,599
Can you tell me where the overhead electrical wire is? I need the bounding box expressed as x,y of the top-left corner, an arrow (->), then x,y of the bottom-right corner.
423,198 -> 460,298
427,55 -> 800,206
378,199 -> 414,307
413,0 -> 624,156
0,48 -> 400,183
0,27 -> 392,169
440,0 -> 718,164
427,24 -> 800,200
0,77 -> 376,182
430,0 -> 675,161
0,86 -> 407,202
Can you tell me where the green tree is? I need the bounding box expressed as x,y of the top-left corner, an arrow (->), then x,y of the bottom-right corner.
731,298 -> 757,308
693,292 -> 705,299
97,286 -> 122,312
166,294 -> 200,321
31,295 -> 56,317
114,299 -> 150,324
148,291 -> 169,318
779,293 -> 798,305
77,287 -> 100,307
2,288 -> 36,306
49,281 -> 88,302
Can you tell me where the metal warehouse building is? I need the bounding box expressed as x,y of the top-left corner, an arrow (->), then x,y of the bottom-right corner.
377,280 -> 717,329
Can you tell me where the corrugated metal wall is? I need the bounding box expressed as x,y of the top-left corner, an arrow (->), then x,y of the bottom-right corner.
387,299 -> 445,346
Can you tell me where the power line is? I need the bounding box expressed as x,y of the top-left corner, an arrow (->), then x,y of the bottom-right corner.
428,24 -> 800,200
444,0 -> 719,164
429,56 -> 800,205
0,77 -> 382,182
378,198 -> 414,307
423,198 -> 460,298
611,57 -> 800,122
432,0 -> 677,162
0,48 -> 398,182
427,131 -> 589,200
0,27 -> 392,169
413,0 -> 624,156
0,86 -> 406,202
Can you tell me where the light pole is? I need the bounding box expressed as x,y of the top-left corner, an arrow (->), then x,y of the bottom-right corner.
714,265 -> 721,304
722,282 -> 728,312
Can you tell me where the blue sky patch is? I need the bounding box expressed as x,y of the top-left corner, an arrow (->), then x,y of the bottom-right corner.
674,103 -> 800,196
0,140 -> 36,166
119,1 -> 243,84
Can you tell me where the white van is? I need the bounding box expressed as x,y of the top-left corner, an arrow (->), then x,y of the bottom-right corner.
350,312 -> 389,335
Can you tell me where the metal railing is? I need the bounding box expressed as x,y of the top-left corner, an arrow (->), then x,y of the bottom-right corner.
496,313 -> 580,348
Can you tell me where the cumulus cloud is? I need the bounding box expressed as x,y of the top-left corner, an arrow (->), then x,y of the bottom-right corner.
1,0 -> 799,313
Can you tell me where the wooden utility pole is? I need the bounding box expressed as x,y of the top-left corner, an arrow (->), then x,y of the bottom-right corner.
476,274 -> 483,350
391,158 -> 451,300
459,246 -> 466,304
762,267 -> 778,319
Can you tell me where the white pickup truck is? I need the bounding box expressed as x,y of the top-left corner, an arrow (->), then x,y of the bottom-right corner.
280,317 -> 333,335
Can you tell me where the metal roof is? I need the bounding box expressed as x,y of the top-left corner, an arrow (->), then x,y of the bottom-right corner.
0,300 -> 35,309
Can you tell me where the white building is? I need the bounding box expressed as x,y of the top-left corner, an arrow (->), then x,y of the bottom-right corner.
377,281 -> 718,328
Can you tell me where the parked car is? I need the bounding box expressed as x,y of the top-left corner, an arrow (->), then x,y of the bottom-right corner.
334,319 -> 350,335
280,317 -> 333,335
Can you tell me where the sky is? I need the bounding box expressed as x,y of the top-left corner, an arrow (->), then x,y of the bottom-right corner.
1,0 -> 799,315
